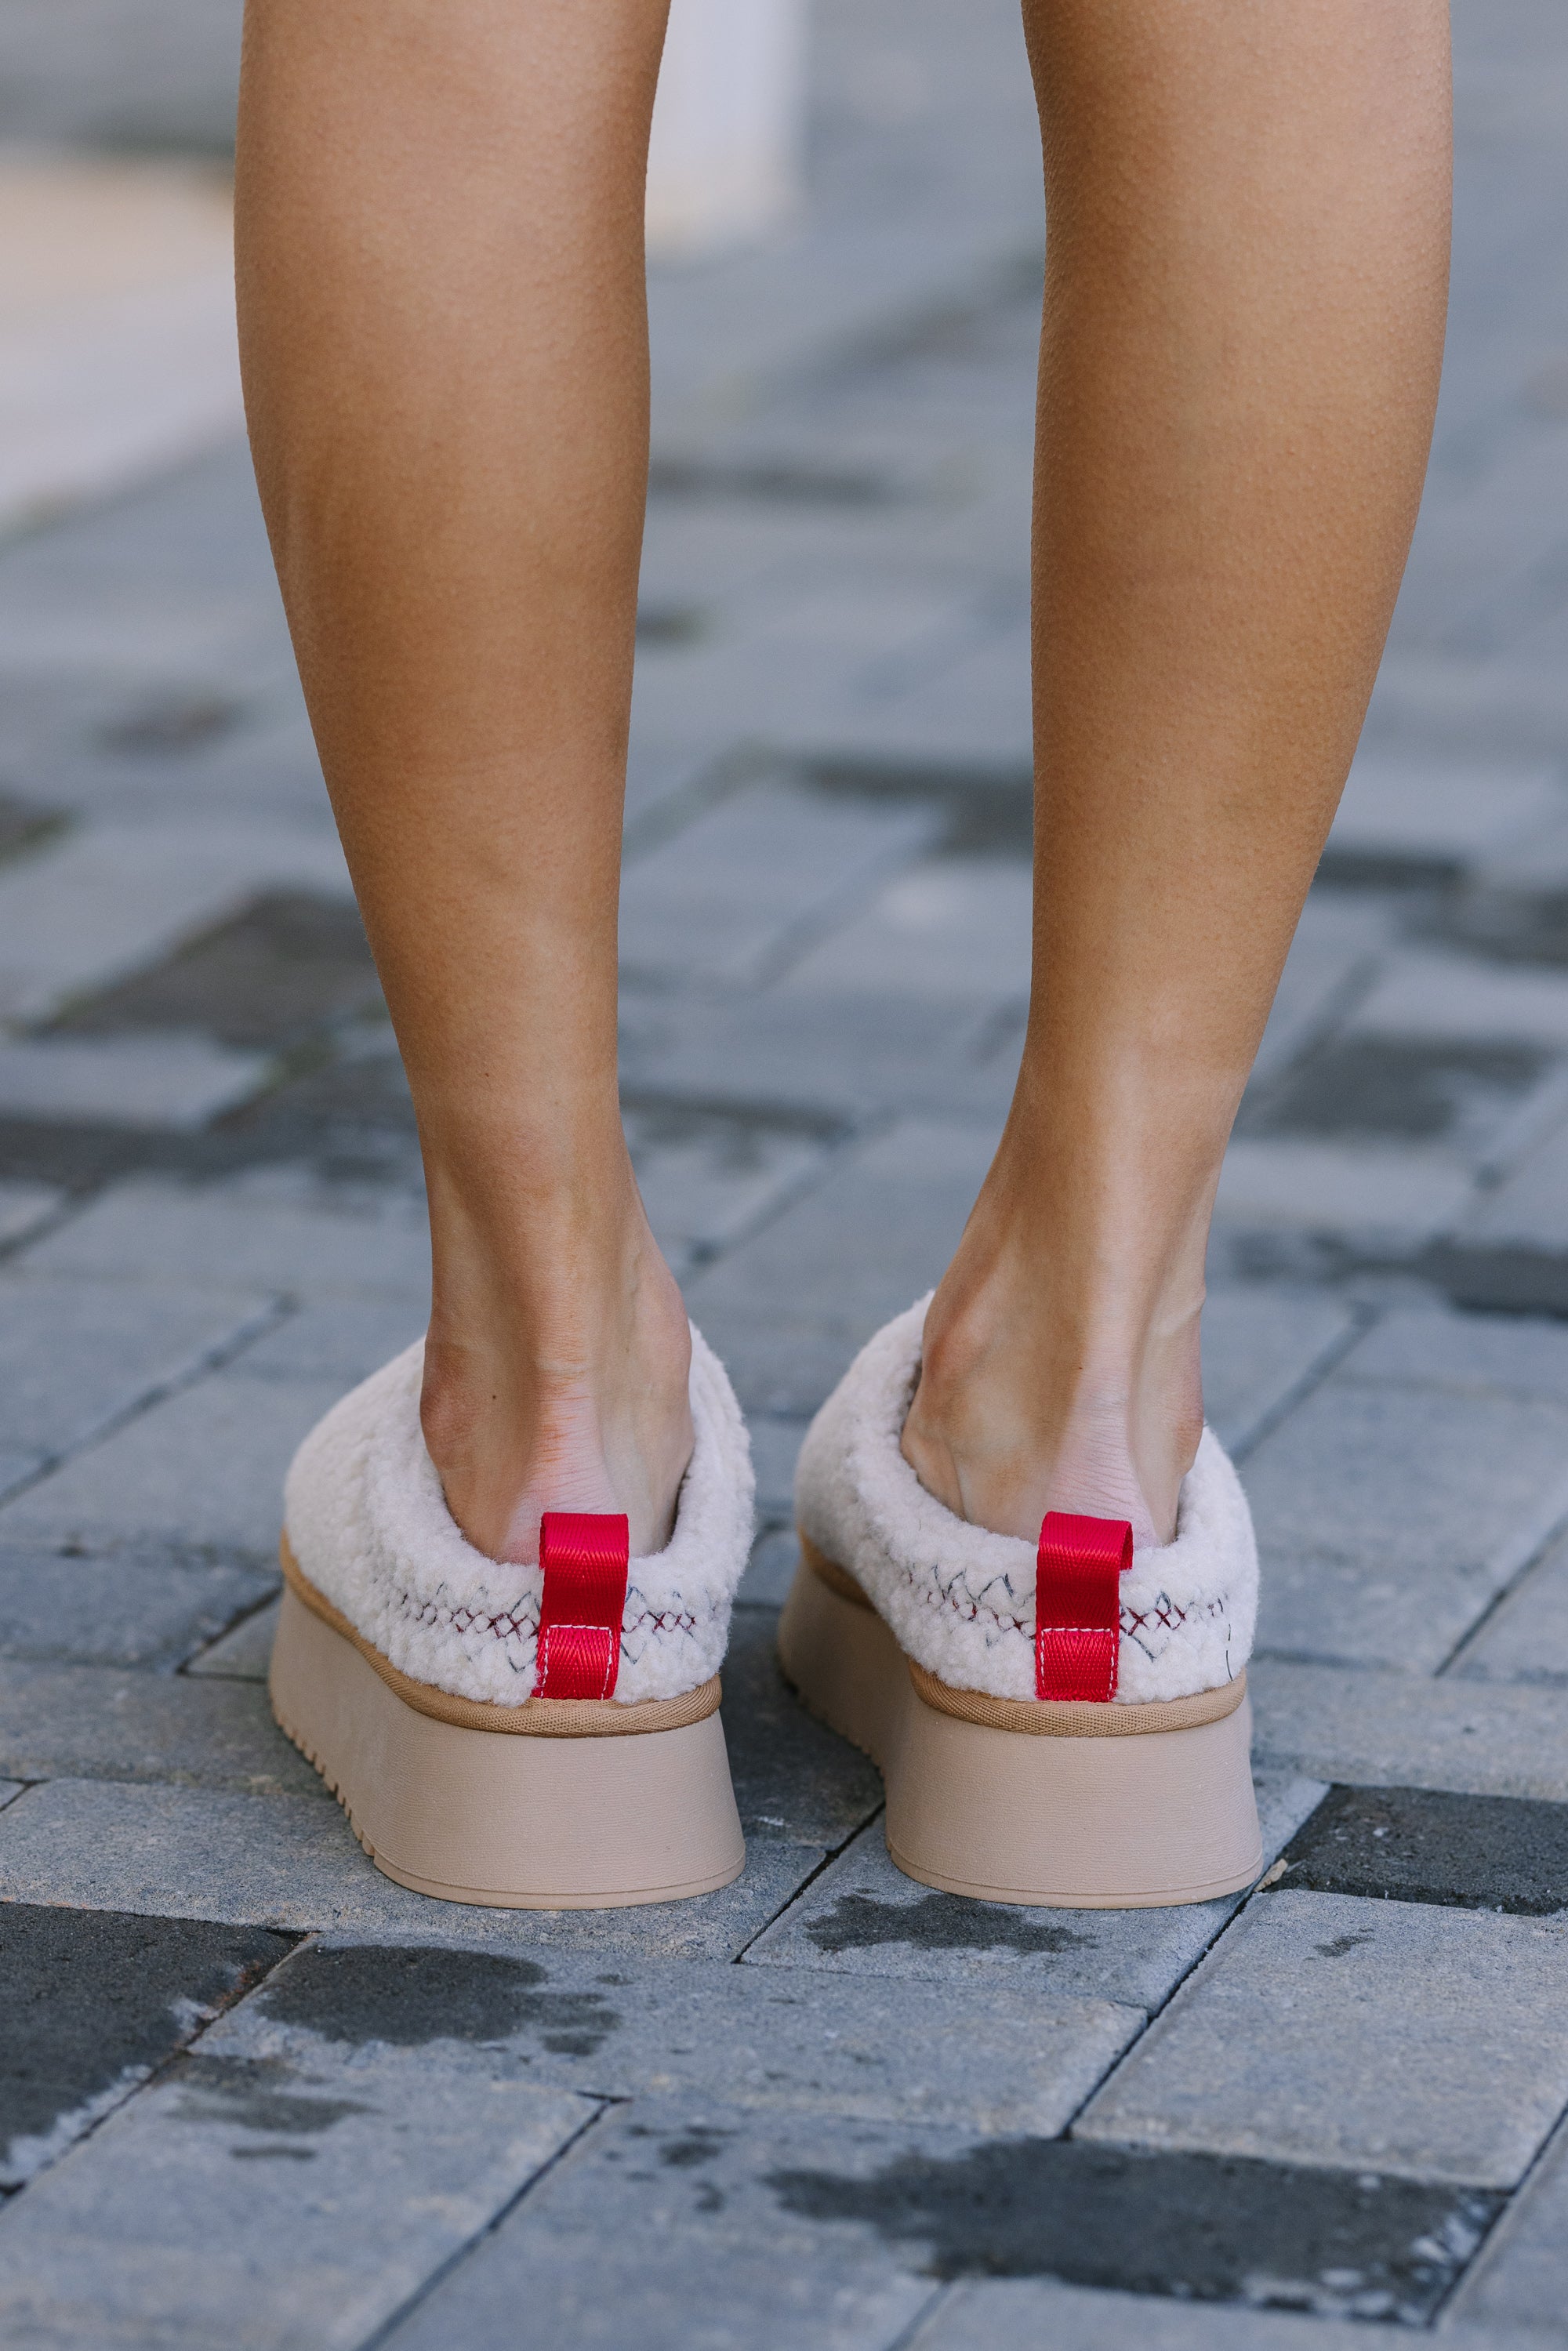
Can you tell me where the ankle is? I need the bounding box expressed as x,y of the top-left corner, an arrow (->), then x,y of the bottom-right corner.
419,1164 -> 693,1563
900,1239 -> 1205,1550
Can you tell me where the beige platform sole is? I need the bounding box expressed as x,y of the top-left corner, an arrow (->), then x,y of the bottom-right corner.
269,1550 -> 746,1910
779,1540 -> 1262,1909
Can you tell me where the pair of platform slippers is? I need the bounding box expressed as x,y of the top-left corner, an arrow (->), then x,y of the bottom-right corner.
272,1296 -> 1263,1912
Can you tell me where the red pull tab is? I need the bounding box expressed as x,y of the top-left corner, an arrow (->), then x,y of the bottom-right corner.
1036,1511 -> 1132,1702
534,1511 -> 629,1700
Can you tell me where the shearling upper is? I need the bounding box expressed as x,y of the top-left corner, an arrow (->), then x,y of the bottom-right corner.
284,1323 -> 754,1705
794,1298 -> 1258,1704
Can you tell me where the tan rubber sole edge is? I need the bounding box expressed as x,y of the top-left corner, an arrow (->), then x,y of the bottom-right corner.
798,1533 -> 1244,1736
780,1544 -> 1262,1909
270,1578 -> 745,1910
279,1536 -> 720,1736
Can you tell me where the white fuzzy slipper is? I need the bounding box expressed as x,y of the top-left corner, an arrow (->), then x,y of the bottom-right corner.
270,1325 -> 753,1910
782,1298 -> 1263,1909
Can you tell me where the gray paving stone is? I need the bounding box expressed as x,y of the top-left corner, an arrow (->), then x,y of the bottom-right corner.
1443,2113 -> 1568,2337
0,1660 -> 320,1795
19,1177 -> 431,1299
687,1119 -> 996,1413
739,1525 -> 804,1605
0,818 -> 349,1029
219,1295 -> 423,1385
0,1036 -> 270,1129
1250,895 -> 1390,1086
1214,1137 -> 1474,1244
1348,950 -> 1568,1048
626,1105 -> 829,1269
0,2016 -> 590,2351
0,1547 -> 274,1669
1453,1525 -> 1568,1684
243,1938 -> 1139,2133
1199,1288 -> 1357,1456
1243,1376 -> 1568,1670
1340,1305 -> 1568,1402
0,1779 -> 825,1957
1279,1783 -> 1568,1913
619,780 -> 936,987
1327,755 -> 1563,867
0,1185 -> 60,1248
1076,1889 -> 1568,2187
0,1903 -> 289,2189
183,1595 -> 280,1681
914,2278 -> 1508,2351
0,1272 -> 270,1460
0,1369 -> 343,1560
747,1414 -> 810,1518
779,855 -> 1033,1006
1452,1113 -> 1568,1253
743,1771 -> 1325,2012
0,1783 -> 23,1809
401,2096 -> 1502,2344
1251,1657 -> 1568,1800
722,1605 -> 883,1848
383,2098 -> 936,2351
620,985 -> 1000,1125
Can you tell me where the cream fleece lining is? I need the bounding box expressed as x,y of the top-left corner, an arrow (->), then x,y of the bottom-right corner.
283,1322 -> 754,1707
793,1297 -> 1258,1704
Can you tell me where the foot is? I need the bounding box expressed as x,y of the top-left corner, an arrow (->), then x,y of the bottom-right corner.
419,1179 -> 694,1564
900,1239 -> 1205,1552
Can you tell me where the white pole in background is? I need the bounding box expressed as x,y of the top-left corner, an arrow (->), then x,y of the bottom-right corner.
645,0 -> 808,259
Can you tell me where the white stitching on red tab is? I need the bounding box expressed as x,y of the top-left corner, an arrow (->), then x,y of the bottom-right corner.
538,1624 -> 618,1700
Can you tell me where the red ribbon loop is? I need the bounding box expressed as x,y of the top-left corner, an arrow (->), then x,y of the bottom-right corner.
534,1511 -> 630,1700
1035,1510 -> 1133,1703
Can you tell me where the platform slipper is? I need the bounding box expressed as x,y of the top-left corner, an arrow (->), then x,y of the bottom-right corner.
782,1298 -> 1262,1909
271,1325 -> 753,1909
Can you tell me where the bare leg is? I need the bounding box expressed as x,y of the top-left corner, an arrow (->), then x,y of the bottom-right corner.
236,0 -> 692,1562
904,0 -> 1450,1544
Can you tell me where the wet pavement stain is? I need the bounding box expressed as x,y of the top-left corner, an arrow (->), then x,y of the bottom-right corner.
256,1943 -> 621,2058
801,1890 -> 1092,1957
768,2139 -> 1503,2321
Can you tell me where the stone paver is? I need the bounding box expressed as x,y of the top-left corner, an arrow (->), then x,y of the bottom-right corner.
382,2099 -> 940,2351
238,1936 -> 1138,2134
0,1370 -> 345,1559
0,1902 -> 289,2188
1076,1889 -> 1568,2188
743,1771 -> 1327,2012
0,2017 -> 591,2351
1252,1658 -> 1568,1801
182,1594 -> 280,1680
0,1272 -> 270,1466
0,1660 -> 320,1795
1279,1783 -> 1568,1913
916,2280 -> 1528,2351
0,1779 -> 824,1956
18,1177 -> 430,1299
1453,1525 -> 1568,1684
1243,1374 -> 1568,1669
0,1545 -> 274,1670
388,2098 -> 1504,2346
1443,2113 -> 1568,2337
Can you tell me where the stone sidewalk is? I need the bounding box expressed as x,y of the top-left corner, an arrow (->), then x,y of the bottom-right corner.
4,0 -> 1568,2342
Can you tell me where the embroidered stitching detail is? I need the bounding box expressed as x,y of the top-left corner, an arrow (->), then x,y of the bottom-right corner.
894,1555 -> 1225,1647
389,1587 -> 701,1649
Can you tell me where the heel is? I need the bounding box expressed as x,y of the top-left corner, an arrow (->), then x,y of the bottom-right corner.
887,1687 -> 1261,1908
780,1544 -> 1261,1910
270,1584 -> 746,1909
